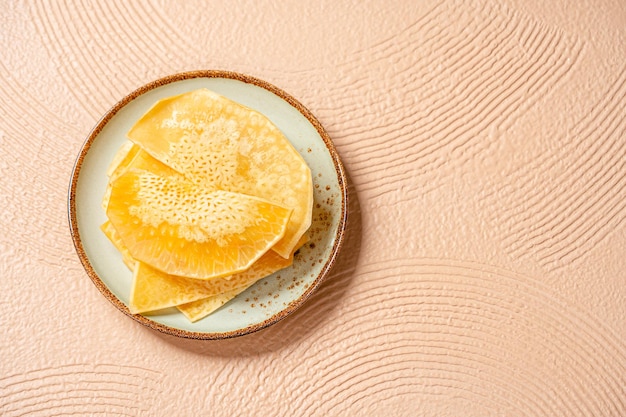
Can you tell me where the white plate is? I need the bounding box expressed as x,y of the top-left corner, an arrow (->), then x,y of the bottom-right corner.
68,71 -> 347,339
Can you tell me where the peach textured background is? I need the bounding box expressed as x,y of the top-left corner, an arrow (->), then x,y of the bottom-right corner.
1,1 -> 625,415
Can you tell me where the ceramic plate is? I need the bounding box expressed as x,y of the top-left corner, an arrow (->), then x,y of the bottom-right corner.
68,71 -> 347,339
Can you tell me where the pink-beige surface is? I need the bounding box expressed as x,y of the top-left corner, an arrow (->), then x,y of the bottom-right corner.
1,1 -> 625,415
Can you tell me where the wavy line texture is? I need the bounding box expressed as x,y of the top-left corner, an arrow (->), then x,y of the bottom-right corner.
1,0 -> 625,416
314,0 -> 584,202
304,259 -> 626,416
481,65 -> 626,271
0,364 -> 162,417
189,259 -> 626,417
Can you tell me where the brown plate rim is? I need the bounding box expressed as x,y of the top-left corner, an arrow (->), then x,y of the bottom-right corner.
67,70 -> 348,340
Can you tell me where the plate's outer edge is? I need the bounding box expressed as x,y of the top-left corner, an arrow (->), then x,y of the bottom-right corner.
68,70 -> 348,340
